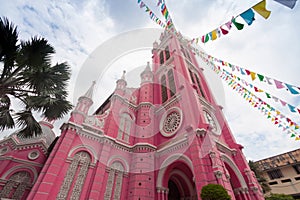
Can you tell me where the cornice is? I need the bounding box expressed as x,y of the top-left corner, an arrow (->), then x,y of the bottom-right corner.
0,156 -> 44,167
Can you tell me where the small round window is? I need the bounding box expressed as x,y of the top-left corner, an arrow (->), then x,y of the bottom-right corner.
0,147 -> 8,155
28,151 -> 40,160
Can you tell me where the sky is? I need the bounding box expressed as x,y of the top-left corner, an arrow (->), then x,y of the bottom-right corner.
0,0 -> 299,161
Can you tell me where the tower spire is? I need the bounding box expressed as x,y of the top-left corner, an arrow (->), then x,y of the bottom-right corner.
70,81 -> 95,124
83,81 -> 96,99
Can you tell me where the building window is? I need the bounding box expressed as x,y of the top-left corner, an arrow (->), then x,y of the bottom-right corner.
293,164 -> 300,174
117,113 -> 132,143
104,161 -> 125,200
160,51 -> 164,64
0,171 -> 31,199
57,151 -> 91,200
159,45 -> 171,65
281,179 -> 292,183
160,69 -> 176,103
165,46 -> 170,61
188,68 -> 205,98
268,181 -> 278,185
168,70 -> 176,97
267,169 -> 283,180
161,75 -> 168,103
180,45 -> 191,62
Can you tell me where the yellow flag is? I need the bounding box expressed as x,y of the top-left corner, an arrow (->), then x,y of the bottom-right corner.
211,30 -> 217,40
252,0 -> 271,19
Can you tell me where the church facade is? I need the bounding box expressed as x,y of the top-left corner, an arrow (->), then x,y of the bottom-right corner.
0,32 -> 264,200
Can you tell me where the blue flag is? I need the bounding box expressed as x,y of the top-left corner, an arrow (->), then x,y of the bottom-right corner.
240,9 -> 255,25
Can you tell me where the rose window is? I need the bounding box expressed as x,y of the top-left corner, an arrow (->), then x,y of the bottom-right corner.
163,111 -> 181,134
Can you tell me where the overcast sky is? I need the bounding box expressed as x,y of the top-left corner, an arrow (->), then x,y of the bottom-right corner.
0,0 -> 299,161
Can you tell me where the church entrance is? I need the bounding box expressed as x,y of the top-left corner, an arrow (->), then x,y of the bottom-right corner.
168,180 -> 181,200
165,161 -> 197,200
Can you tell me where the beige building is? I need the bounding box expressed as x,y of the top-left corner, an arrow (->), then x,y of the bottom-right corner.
255,148 -> 300,198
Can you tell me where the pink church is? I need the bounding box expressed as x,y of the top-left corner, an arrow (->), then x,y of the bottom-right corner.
0,31 -> 264,200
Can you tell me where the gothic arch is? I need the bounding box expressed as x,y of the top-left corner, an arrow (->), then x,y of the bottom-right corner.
169,169 -> 194,197
107,155 -> 129,173
68,145 -> 97,164
1,165 -> 37,183
156,153 -> 194,188
221,153 -> 248,189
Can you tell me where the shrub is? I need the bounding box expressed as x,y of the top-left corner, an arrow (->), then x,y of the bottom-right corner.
200,184 -> 231,200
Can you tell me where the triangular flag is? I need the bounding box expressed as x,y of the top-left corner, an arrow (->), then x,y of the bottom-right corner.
295,136 -> 300,141
274,79 -> 285,89
285,83 -> 300,94
240,8 -> 255,25
211,29 -> 218,40
140,2 -> 145,8
250,71 -> 256,80
138,0 -> 141,3
225,20 -> 232,30
245,69 -> 251,75
252,0 -> 271,19
232,18 -> 244,30
291,133 -> 296,137
265,76 -> 272,85
273,0 -> 297,9
220,26 -> 229,35
257,74 -> 264,81
265,92 -> 271,98
288,104 -> 297,112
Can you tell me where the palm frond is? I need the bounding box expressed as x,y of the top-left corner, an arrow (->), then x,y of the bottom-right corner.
0,95 -> 14,131
25,95 -> 72,120
18,37 -> 54,69
15,110 -> 42,137
0,17 -> 19,79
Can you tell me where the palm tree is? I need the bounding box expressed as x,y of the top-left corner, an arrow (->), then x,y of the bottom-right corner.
0,17 -> 72,138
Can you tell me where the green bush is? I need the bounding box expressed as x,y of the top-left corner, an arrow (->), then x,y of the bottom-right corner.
265,193 -> 294,200
200,184 -> 231,200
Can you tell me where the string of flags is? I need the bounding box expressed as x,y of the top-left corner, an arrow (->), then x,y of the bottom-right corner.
191,0 -> 298,44
200,54 -> 300,140
137,0 -> 166,28
157,0 -> 175,30
206,54 -> 300,96
200,51 -> 300,116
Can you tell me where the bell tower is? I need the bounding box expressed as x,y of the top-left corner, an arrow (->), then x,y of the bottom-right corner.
26,31 -> 264,200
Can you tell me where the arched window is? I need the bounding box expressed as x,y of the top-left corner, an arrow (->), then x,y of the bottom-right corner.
0,171 -> 31,199
57,151 -> 91,200
160,51 -> 164,64
165,46 -> 170,61
161,75 -> 168,103
168,70 -> 176,97
117,113 -> 132,143
188,68 -> 205,98
160,69 -> 177,103
159,45 -> 171,65
104,161 -> 125,200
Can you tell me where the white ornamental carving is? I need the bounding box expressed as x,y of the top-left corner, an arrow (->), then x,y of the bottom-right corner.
84,116 -> 104,128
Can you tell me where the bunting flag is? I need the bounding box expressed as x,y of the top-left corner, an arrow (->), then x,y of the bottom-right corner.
136,0 -> 166,28
273,0 -> 298,9
240,9 -> 255,25
252,0 -> 271,19
219,65 -> 300,117
232,18 -> 244,30
199,53 -> 300,139
159,1 -> 176,31
190,0 -> 296,44
201,52 -> 300,95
